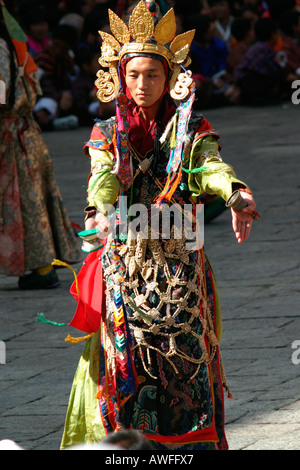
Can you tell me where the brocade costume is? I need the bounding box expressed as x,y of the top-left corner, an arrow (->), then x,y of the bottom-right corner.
60,1 -> 253,450
0,32 -> 80,276
60,105 -> 248,450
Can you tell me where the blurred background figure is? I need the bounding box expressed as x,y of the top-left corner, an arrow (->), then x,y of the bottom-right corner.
233,17 -> 287,105
34,24 -> 79,131
279,9 -> 300,85
0,1 -> 81,289
71,44 -> 101,126
183,13 -> 232,108
21,5 -> 49,58
209,0 -> 235,46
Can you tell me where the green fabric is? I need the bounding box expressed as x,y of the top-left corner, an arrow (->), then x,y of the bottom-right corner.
87,150 -> 120,215
182,166 -> 208,174
60,267 -> 224,450
1,5 -> 27,42
60,333 -> 106,450
88,136 -> 247,214
60,119 -> 238,450
188,136 -> 247,203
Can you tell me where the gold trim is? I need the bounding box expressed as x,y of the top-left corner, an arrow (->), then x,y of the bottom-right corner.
119,42 -> 173,67
154,7 -> 176,45
108,9 -> 130,44
95,1 -> 196,103
129,1 -> 154,43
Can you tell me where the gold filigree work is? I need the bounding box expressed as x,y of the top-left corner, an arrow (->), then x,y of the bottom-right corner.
95,1 -> 195,103
129,1 -> 154,43
103,224 -> 219,383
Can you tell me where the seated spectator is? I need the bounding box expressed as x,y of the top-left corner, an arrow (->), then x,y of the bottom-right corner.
72,45 -> 101,126
279,9 -> 300,84
34,24 -> 79,130
200,0 -> 213,16
22,6 -> 50,58
59,13 -> 84,40
209,0 -> 235,46
227,17 -> 255,73
184,14 -> 231,107
239,5 -> 260,22
242,0 -> 269,17
171,0 -> 206,34
188,15 -> 229,78
267,0 -> 296,21
79,4 -> 111,48
233,18 -> 287,105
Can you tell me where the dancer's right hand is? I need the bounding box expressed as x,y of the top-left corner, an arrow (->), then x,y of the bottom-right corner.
85,210 -> 112,239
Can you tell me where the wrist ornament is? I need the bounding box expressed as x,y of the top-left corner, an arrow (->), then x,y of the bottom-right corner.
225,190 -> 247,211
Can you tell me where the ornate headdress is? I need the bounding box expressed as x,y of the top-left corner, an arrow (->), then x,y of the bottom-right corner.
95,0 -> 195,103
94,1 -> 197,206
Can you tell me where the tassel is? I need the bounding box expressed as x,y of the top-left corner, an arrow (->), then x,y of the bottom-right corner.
51,259 -> 79,295
36,313 -> 95,343
35,312 -> 67,327
164,165 -> 182,202
64,332 -> 95,344
154,173 -> 171,207
155,85 -> 195,207
154,165 -> 182,207
182,166 -> 208,174
219,352 -> 233,398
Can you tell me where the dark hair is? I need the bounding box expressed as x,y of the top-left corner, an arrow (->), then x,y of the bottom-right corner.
183,14 -> 212,44
267,0 -> 296,20
208,0 -> 234,9
52,24 -> 78,49
0,7 -> 16,106
75,44 -> 98,67
231,17 -> 253,41
22,7 -> 47,31
254,18 -> 278,42
81,4 -> 109,40
101,430 -> 154,450
279,9 -> 300,37
208,0 -> 230,5
173,0 -> 204,16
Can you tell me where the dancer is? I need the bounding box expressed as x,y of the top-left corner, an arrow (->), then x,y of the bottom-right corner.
0,1 -> 81,289
61,1 -> 258,450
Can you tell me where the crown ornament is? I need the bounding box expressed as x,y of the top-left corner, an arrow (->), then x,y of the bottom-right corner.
95,1 -> 195,103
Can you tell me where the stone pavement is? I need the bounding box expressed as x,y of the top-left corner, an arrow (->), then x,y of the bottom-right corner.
0,102 -> 299,451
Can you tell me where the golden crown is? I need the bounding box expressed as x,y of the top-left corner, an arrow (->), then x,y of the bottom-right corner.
95,1 -> 195,103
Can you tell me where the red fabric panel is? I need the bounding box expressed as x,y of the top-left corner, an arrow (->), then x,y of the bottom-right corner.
69,247 -> 106,333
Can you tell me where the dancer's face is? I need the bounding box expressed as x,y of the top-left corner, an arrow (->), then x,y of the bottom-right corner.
125,56 -> 166,108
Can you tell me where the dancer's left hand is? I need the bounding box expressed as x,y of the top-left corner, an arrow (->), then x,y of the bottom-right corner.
231,193 -> 256,244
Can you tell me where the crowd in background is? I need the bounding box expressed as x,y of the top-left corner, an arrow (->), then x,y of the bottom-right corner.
4,0 -> 300,130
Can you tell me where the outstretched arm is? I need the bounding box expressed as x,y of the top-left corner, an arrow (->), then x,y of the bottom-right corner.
189,134 -> 259,243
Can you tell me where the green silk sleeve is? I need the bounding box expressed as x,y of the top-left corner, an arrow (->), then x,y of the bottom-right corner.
87,148 -> 120,215
187,135 -> 249,203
